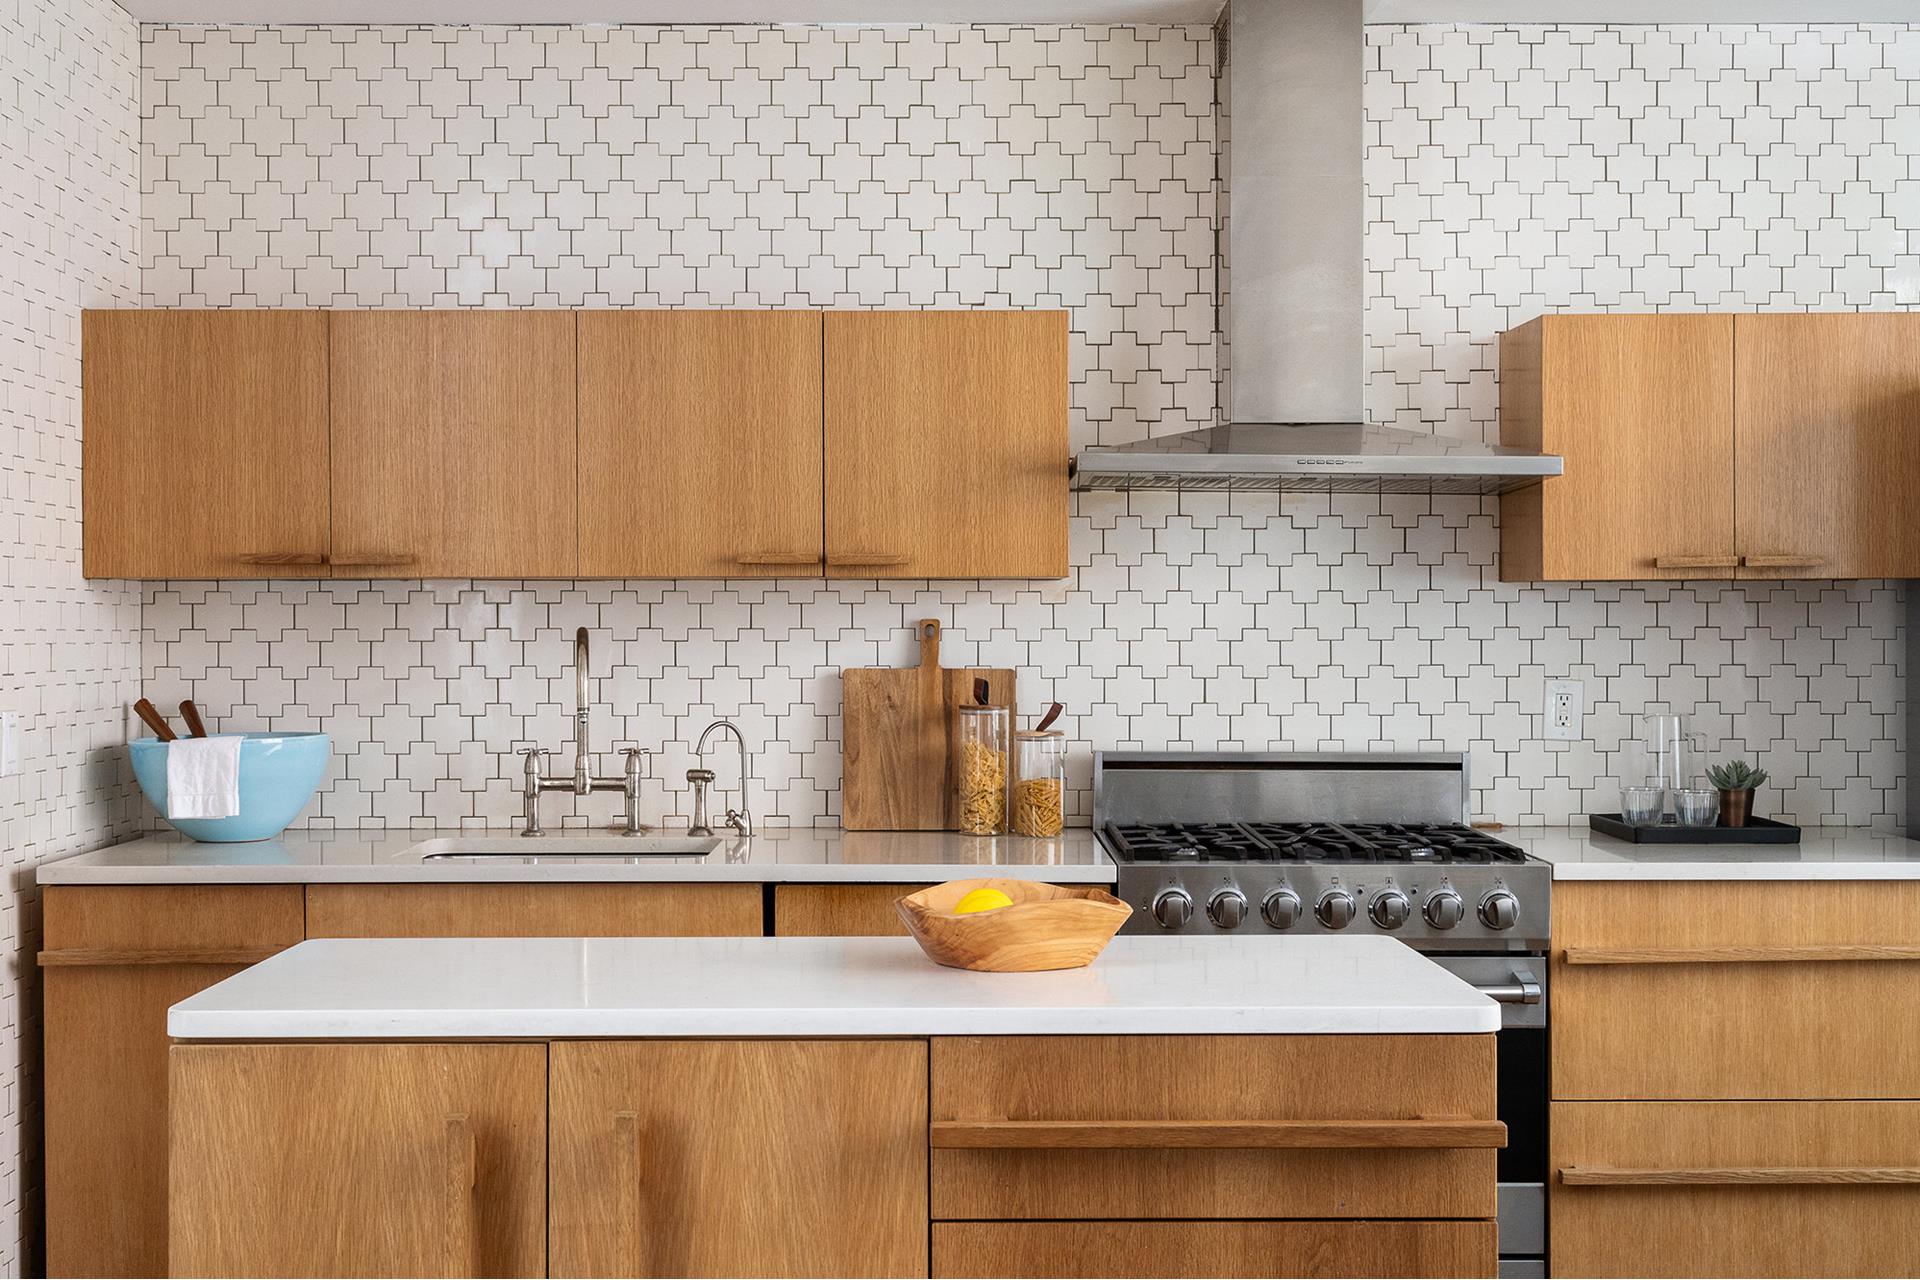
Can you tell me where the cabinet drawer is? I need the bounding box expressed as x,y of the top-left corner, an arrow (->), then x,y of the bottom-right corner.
773,883 -> 929,936
932,1221 -> 1497,1279
931,1035 -> 1500,1221
1552,881 -> 1920,1099
306,883 -> 762,937
1552,1100 -> 1920,1277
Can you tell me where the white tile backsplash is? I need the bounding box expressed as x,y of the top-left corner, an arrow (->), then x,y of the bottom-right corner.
2,0 -> 144,1268
136,20 -> 1910,836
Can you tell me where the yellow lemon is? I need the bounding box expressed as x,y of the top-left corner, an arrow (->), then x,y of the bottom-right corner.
953,887 -> 1015,915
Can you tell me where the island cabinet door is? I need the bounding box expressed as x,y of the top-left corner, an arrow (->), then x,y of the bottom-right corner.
931,1221 -> 1498,1279
169,1042 -> 548,1278
549,1040 -> 928,1278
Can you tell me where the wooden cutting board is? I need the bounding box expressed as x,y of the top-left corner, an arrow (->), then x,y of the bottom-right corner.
842,619 -> 1016,831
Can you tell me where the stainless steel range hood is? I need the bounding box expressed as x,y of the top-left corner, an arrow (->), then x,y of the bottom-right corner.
1072,0 -> 1562,496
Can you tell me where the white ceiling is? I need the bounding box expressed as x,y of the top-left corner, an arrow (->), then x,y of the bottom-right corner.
111,0 -> 1920,25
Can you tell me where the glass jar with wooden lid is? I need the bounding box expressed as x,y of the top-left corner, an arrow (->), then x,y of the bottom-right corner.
955,705 -> 1009,836
1011,729 -> 1066,837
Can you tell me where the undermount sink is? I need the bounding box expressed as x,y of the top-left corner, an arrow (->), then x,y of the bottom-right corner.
415,836 -> 723,860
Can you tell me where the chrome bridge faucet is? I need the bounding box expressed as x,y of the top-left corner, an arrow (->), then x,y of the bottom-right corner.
521,627 -> 645,836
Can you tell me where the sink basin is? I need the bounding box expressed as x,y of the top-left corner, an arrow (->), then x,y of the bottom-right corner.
415,836 -> 723,860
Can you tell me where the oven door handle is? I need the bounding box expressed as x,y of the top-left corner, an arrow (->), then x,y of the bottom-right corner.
1474,966 -> 1542,1005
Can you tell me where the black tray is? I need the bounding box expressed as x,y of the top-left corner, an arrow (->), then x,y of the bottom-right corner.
1588,813 -> 1801,844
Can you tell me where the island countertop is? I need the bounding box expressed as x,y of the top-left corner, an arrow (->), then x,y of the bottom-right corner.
36,826 -> 1109,885
166,934 -> 1501,1040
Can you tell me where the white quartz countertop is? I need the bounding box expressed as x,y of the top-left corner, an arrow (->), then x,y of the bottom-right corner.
36,826 -> 1109,885
1504,824 -> 1920,880
166,934 -> 1499,1040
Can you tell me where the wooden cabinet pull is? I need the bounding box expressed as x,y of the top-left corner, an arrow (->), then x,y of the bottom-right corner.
331,552 -> 419,568
614,1110 -> 643,1274
1741,554 -> 1826,570
235,552 -> 329,566
1564,945 -> 1920,966
1562,1165 -> 1920,1187
1651,555 -> 1739,570
445,1113 -> 478,1278
734,552 -> 822,566
37,946 -> 285,967
826,552 -> 911,567
929,1118 -> 1507,1150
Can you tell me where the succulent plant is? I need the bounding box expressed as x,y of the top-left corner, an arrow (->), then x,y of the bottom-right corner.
1706,758 -> 1770,791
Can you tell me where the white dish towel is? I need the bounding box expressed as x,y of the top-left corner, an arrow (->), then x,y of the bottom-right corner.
166,735 -> 243,820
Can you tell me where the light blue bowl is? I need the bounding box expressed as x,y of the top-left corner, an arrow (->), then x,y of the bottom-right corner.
129,732 -> 330,842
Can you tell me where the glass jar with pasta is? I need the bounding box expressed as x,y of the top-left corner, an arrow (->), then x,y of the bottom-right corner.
1011,729 -> 1066,837
954,705 -> 1009,836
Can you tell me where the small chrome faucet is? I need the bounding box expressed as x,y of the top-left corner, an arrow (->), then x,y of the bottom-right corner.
520,627 -> 646,836
692,719 -> 753,837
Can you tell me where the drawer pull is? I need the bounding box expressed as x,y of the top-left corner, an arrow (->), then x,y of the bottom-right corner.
826,551 -> 912,568
930,1119 -> 1506,1150
734,552 -> 821,566
1741,554 -> 1826,570
1652,555 -> 1739,570
1564,945 -> 1920,966
445,1114 -> 478,1277
236,552 -> 328,566
37,946 -> 286,967
1563,1165 -> 1920,1187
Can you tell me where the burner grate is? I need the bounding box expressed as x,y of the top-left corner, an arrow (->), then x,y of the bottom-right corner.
1104,820 -> 1527,865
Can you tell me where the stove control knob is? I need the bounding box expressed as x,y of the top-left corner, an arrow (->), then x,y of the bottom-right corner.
1261,888 -> 1303,930
1480,890 -> 1520,931
1424,888 -> 1466,930
1315,889 -> 1357,930
1152,889 -> 1194,930
1369,888 -> 1412,930
1209,889 -> 1248,929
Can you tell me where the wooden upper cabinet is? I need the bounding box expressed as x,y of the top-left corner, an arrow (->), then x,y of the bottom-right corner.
1732,313 -> 1920,580
824,310 -> 1070,579
579,311 -> 823,577
1499,314 -> 1735,582
329,311 -> 577,578
83,310 -> 330,578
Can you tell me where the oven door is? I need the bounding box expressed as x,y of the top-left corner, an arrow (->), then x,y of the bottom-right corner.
1426,954 -> 1548,1279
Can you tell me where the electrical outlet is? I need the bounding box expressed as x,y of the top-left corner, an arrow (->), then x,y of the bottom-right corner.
1545,680 -> 1584,742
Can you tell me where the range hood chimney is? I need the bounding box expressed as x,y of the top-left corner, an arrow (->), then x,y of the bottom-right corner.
1073,0 -> 1562,496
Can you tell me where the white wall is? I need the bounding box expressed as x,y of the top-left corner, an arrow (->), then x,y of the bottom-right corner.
135,21 -> 1908,833
0,0 -> 144,1270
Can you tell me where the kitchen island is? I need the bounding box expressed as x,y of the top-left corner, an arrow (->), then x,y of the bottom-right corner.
167,935 -> 1502,1279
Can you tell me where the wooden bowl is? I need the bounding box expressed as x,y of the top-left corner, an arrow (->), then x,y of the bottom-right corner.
895,878 -> 1134,972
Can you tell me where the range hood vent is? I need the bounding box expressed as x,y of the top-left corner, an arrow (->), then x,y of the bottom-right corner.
1072,0 -> 1562,496
1073,422 -> 1563,495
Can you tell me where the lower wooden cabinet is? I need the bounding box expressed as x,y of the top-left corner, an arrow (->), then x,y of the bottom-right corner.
305,882 -> 763,938
40,885 -> 306,1279
772,883 -> 931,936
1550,1100 -> 1920,1278
931,1221 -> 1497,1279
550,1039 -> 928,1278
169,1042 -> 547,1278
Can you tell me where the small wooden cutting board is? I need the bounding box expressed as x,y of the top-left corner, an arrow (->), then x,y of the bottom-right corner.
842,619 -> 1015,831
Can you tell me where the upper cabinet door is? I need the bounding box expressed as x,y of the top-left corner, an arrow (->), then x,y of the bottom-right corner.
1499,314 -> 1735,582
824,311 -> 1070,579
329,311 -> 578,578
578,311 -> 823,578
1733,314 -> 1920,580
83,310 -> 330,579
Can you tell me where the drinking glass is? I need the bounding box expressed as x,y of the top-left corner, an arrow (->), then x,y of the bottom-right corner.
1620,784 -> 1665,826
1674,787 -> 1719,827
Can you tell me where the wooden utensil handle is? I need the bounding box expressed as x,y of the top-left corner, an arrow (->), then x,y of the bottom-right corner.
133,698 -> 176,741
178,700 -> 208,738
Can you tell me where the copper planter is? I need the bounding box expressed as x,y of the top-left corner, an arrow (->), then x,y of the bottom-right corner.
1718,787 -> 1754,828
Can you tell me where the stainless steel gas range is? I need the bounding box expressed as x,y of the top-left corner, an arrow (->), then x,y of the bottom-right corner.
1093,751 -> 1550,1279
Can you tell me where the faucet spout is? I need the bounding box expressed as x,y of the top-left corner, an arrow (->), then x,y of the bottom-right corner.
573,627 -> 591,794
695,719 -> 754,837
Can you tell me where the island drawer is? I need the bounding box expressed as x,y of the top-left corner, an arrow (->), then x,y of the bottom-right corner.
1550,1099 -> 1920,1277
1552,880 -> 1920,1099
931,1220 -> 1498,1278
930,1035 -> 1501,1221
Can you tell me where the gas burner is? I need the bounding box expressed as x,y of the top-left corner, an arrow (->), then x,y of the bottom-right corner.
1103,822 -> 1273,861
1104,820 -> 1528,866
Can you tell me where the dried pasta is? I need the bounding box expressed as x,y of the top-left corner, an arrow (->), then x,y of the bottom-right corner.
958,738 -> 1007,834
1013,776 -> 1064,837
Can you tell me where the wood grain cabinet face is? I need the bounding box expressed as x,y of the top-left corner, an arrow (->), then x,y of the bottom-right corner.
549,1039 -> 928,1278
931,1221 -> 1497,1280
1732,313 -> 1920,580
772,883 -> 930,935
304,883 -> 763,938
1550,1100 -> 1920,1278
1499,314 -> 1736,582
329,310 -> 578,578
824,310 -> 1070,579
82,310 -> 331,578
169,1042 -> 548,1279
578,310 -> 824,577
40,885 -> 306,1280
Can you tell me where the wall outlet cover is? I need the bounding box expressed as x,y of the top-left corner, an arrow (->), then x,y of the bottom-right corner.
1545,680 -> 1583,742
